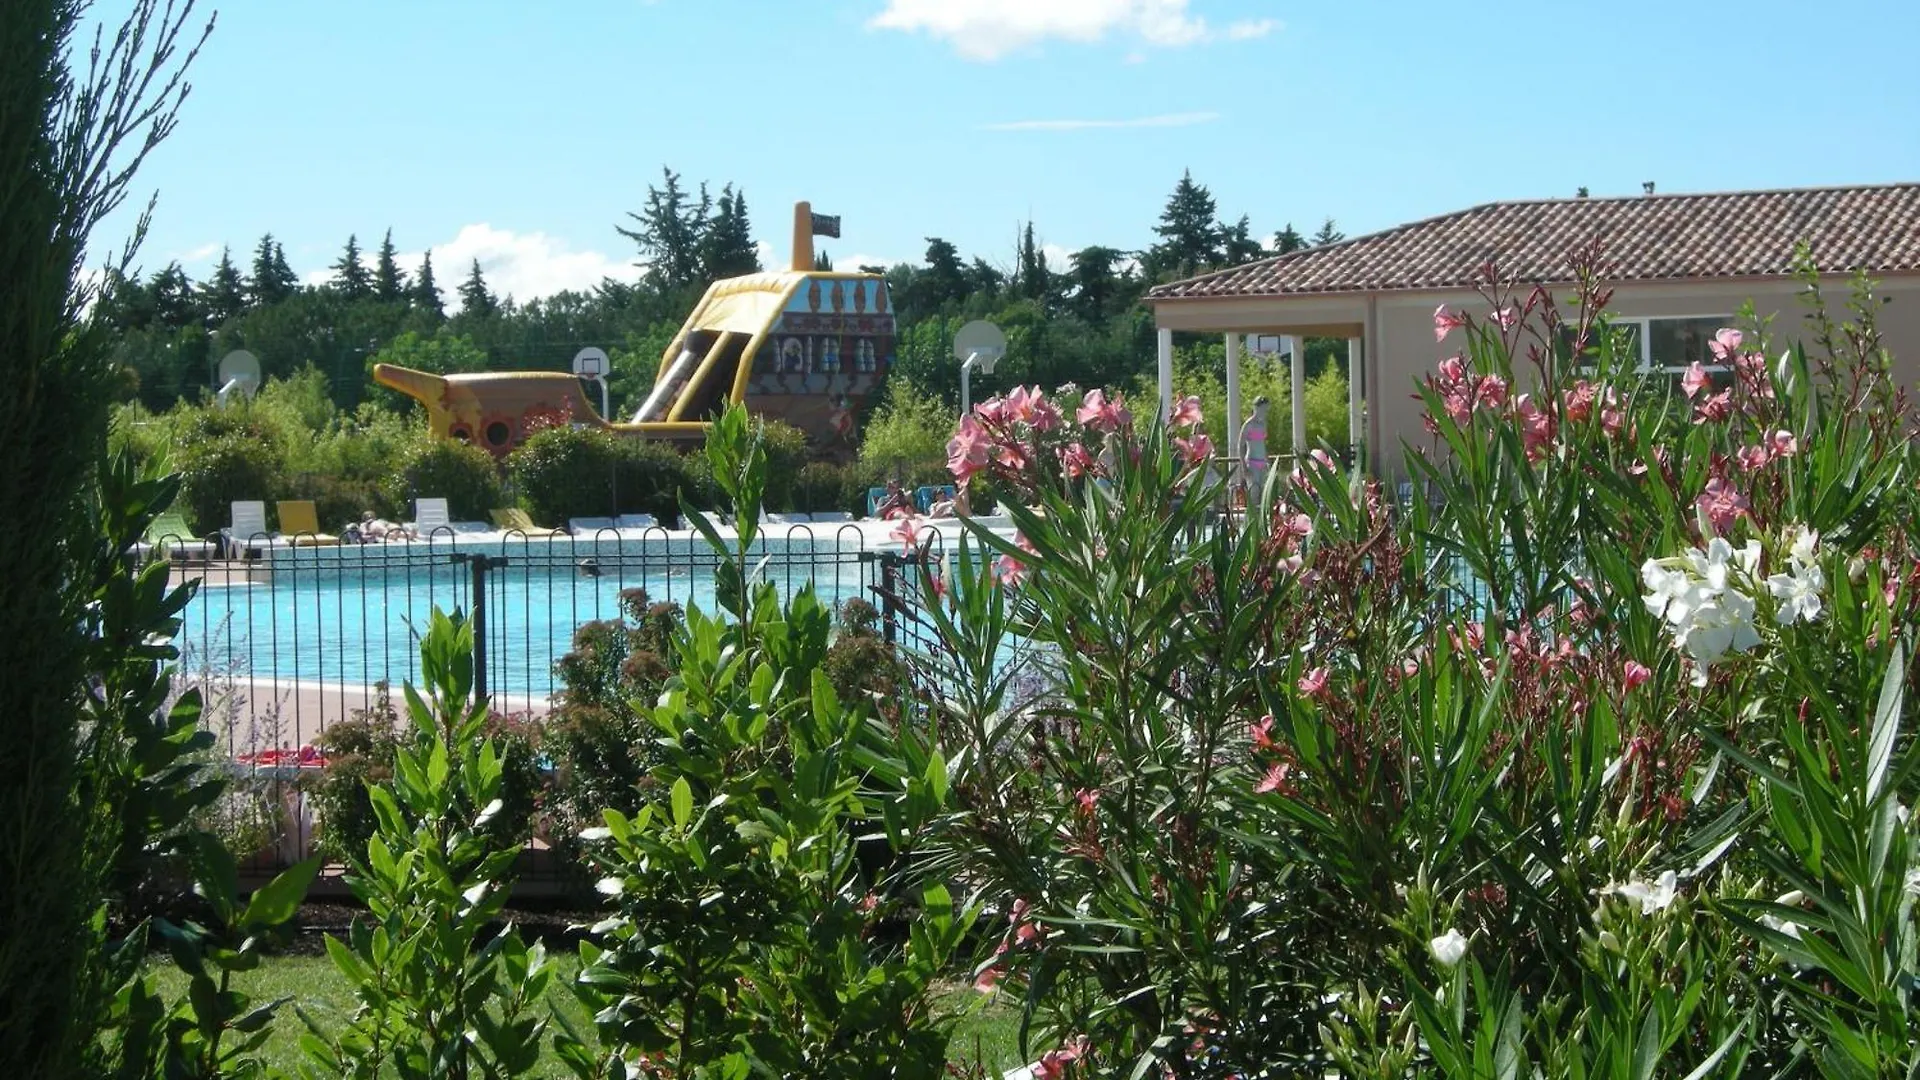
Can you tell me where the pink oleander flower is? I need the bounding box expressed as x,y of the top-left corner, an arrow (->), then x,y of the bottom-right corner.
1297,667 -> 1329,699
1693,389 -> 1734,423
1310,448 -> 1337,471
1059,441 -> 1094,479
1031,395 -> 1063,432
1600,406 -> 1625,436
1075,788 -> 1098,815
1077,388 -> 1130,433
1694,476 -> 1750,533
1174,432 -> 1213,465
1171,394 -> 1203,428
1623,661 -> 1653,690
1033,1036 -> 1091,1080
947,416 -> 991,482
1008,898 -> 1030,925
1254,761 -> 1295,795
1014,918 -> 1044,947
1709,328 -> 1744,362
973,396 -> 1008,426
1437,355 -> 1467,384
973,963 -> 1004,993
1279,512 -> 1313,539
1490,305 -> 1518,330
1434,305 -> 1468,341
1735,444 -> 1771,472
927,571 -> 948,601
1515,394 -> 1554,460
996,441 -> 1032,472
1477,374 -> 1509,409
1249,714 -> 1275,750
1563,380 -> 1597,423
889,516 -> 926,554
1770,430 -> 1798,457
995,553 -> 1027,587
1004,385 -> 1036,424
1682,363 -> 1711,400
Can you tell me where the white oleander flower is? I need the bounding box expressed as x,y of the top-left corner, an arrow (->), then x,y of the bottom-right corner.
1429,928 -> 1469,968
1607,870 -> 1679,915
1767,526 -> 1825,625
1641,539 -> 1762,686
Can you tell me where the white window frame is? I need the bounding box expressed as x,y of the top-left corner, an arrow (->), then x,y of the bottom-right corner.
1589,313 -> 1734,374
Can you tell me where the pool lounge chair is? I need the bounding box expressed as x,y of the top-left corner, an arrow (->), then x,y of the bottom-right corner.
810,510 -> 855,524
766,512 -> 811,525
865,487 -> 889,518
569,516 -> 619,535
614,513 -> 658,530
134,509 -> 216,562
223,500 -> 290,558
411,497 -> 451,535
490,508 -> 566,537
275,500 -> 341,546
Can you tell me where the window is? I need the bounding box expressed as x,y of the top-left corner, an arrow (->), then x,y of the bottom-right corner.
1563,315 -> 1732,373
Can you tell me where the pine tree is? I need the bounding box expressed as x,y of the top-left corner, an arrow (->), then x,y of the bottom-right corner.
911,237 -> 967,314
197,246 -> 246,325
967,257 -> 1005,303
147,262 -> 197,329
1271,224 -> 1307,254
1221,215 -> 1264,266
1146,170 -> 1223,280
698,185 -> 759,281
813,251 -> 833,271
374,229 -> 407,302
1312,218 -> 1345,246
413,250 -> 444,315
332,233 -> 372,299
1015,221 -> 1052,305
1067,245 -> 1125,323
457,258 -> 496,318
617,166 -> 707,292
249,232 -> 298,305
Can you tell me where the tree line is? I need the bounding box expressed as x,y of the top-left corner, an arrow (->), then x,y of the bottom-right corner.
102,165 -> 1350,421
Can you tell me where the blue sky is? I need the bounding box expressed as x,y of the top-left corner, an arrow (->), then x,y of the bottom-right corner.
98,0 -> 1920,302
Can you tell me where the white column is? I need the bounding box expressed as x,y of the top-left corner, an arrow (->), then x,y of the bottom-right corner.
1224,333 -> 1242,476
1289,335 -> 1307,459
1156,327 -> 1174,422
1346,337 -> 1362,463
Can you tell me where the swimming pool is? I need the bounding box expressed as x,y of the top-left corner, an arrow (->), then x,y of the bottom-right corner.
179,528 -> 926,705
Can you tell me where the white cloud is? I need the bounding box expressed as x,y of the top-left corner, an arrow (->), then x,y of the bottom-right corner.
1042,243 -> 1073,273
302,224 -> 640,302
869,0 -> 1277,61
173,241 -> 222,266
981,111 -> 1219,132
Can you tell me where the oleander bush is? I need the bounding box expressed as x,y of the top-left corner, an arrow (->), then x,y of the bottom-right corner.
904,250 -> 1920,1077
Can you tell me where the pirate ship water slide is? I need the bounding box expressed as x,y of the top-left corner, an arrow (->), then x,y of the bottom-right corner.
372,202 -> 895,458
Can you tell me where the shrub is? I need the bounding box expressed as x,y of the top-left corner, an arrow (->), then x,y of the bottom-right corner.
759,417 -> 812,511
174,421 -> 287,534
388,435 -> 502,522
858,378 -> 954,481
308,686 -> 544,866
508,425 -> 691,525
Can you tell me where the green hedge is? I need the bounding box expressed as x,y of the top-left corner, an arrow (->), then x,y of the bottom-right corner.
388,437 -> 503,522
507,426 -> 691,525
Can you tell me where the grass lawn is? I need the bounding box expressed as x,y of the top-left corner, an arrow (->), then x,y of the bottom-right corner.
148,950 -> 1025,1076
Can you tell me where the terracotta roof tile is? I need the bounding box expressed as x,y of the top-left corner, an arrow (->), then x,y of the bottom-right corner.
1147,183 -> 1920,301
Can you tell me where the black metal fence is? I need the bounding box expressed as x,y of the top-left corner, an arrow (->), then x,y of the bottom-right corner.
155,522 -> 943,893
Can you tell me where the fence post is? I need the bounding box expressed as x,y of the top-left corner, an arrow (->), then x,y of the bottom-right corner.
458,554 -> 509,701
878,551 -> 901,646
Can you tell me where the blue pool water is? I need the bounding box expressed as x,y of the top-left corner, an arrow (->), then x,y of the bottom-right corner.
179,534 -> 904,701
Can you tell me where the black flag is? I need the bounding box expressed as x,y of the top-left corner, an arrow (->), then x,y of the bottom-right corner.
810,213 -> 841,239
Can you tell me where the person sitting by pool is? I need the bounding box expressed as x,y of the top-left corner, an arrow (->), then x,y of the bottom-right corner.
927,488 -> 964,518
356,511 -> 419,542
876,479 -> 914,520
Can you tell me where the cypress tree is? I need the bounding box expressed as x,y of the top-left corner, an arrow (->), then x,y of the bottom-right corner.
331,233 -> 372,299
249,232 -> 298,305
1146,170 -> 1223,280
373,229 -> 406,302
198,246 -> 246,324
457,258 -> 496,318
413,250 -> 444,316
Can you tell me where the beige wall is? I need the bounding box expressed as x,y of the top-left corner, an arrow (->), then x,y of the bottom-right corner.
1157,273 -> 1920,480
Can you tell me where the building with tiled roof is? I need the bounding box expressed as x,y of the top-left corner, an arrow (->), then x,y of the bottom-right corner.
1144,183 -> 1920,475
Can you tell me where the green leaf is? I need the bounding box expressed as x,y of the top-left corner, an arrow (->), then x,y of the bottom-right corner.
241,856 -> 320,931
1866,641 -> 1903,804
670,776 -> 694,830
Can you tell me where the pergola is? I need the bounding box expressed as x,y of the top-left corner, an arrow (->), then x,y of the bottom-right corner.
1146,293 -> 1374,476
